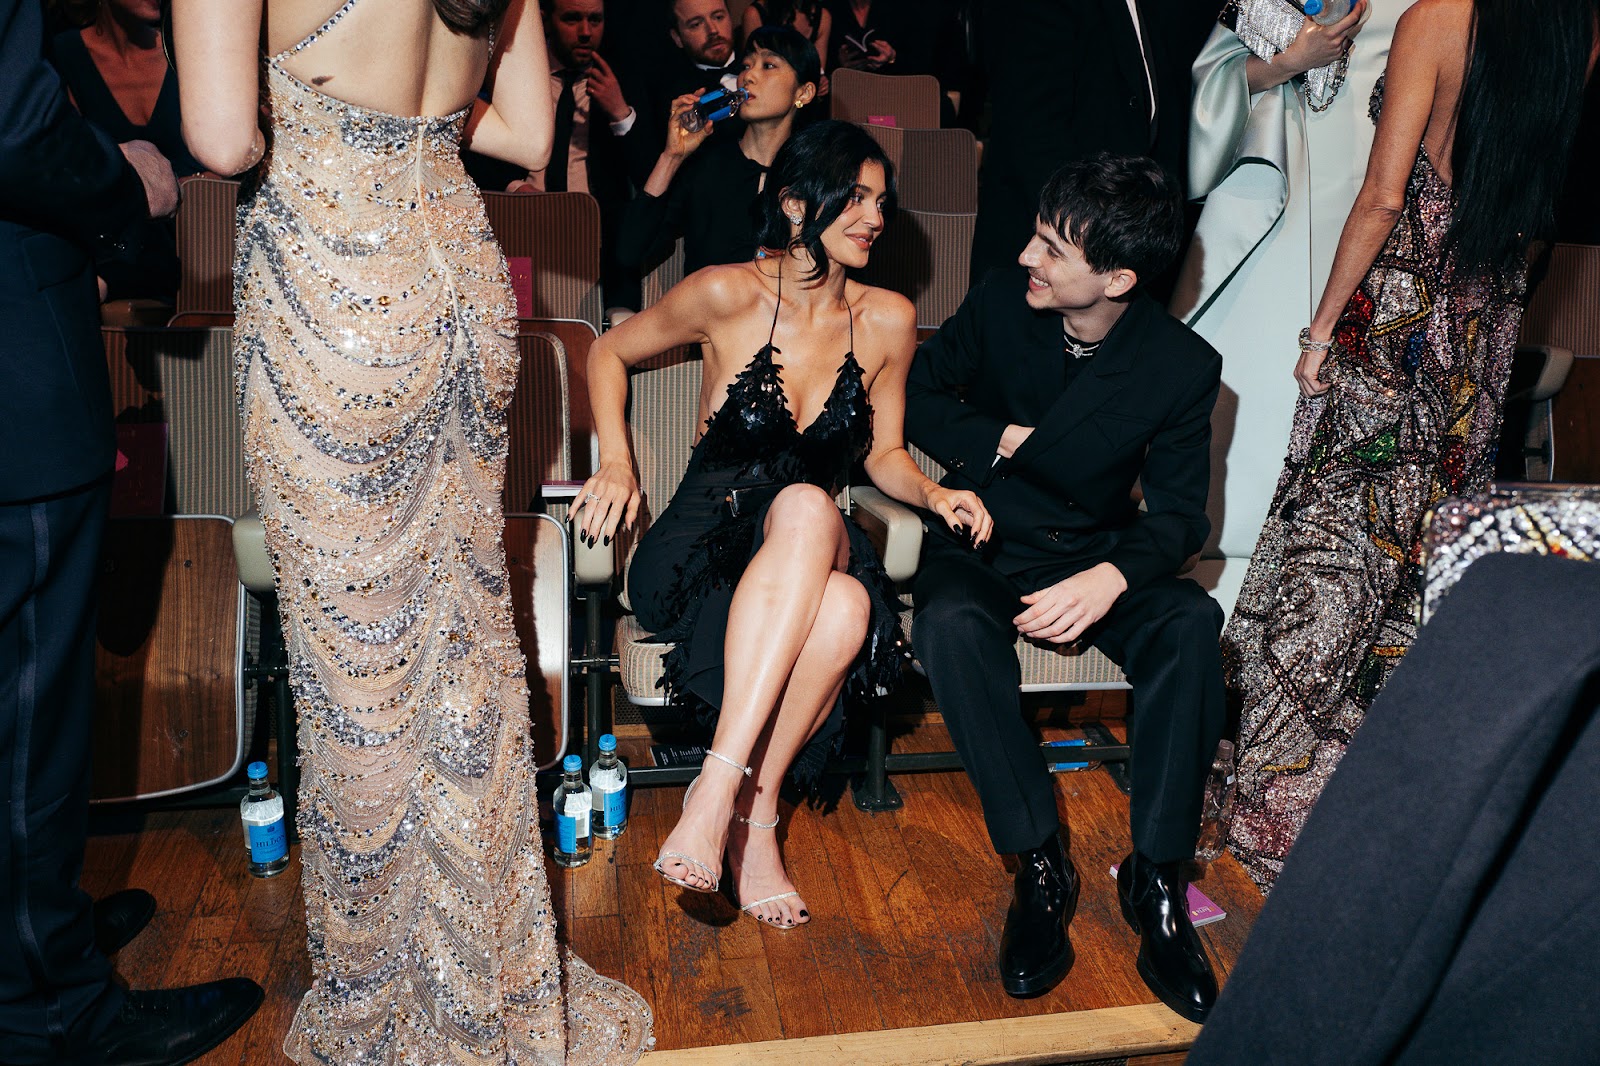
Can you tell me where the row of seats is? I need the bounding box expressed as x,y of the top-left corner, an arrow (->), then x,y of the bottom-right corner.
165,121 -> 981,331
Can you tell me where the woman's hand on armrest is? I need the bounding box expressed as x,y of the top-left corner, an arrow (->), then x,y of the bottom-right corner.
921,483 -> 993,546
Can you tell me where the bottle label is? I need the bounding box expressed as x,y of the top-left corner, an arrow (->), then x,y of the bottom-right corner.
248,818 -> 287,863
557,794 -> 590,854
603,787 -> 626,828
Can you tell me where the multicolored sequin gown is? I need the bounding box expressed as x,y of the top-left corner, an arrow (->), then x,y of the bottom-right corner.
627,277 -> 903,784
1222,82 -> 1528,893
233,6 -> 652,1062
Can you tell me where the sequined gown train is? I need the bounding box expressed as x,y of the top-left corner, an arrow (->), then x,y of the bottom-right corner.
1222,84 -> 1528,893
233,4 -> 651,1061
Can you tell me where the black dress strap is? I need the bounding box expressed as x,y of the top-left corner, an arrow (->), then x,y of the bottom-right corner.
768,267 -> 783,347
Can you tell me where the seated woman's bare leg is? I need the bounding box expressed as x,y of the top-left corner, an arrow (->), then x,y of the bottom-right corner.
654,484 -> 853,891
729,569 -> 869,926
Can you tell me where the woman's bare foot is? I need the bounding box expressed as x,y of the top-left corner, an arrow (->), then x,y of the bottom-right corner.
727,815 -> 809,927
653,757 -> 746,891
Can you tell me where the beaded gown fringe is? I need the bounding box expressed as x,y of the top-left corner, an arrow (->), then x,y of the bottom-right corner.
234,36 -> 651,1066
1221,89 -> 1527,895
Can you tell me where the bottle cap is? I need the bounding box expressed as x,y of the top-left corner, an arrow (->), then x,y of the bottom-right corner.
599,734 -> 617,752
1303,0 -> 1324,12
563,754 -> 583,773
247,761 -> 268,780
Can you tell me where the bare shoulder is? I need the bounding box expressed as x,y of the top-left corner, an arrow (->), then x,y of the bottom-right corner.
676,262 -> 768,315
848,281 -> 917,336
1395,0 -> 1474,45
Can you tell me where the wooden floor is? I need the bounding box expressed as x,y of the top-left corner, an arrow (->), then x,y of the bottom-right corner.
82,699 -> 1264,1065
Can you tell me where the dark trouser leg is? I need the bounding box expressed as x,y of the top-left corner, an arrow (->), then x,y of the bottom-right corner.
913,540 -> 1056,855
0,480 -> 122,1061
1091,576 -> 1226,864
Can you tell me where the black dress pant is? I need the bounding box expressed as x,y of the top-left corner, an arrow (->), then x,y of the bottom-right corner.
0,478 -> 122,1061
912,535 -> 1225,862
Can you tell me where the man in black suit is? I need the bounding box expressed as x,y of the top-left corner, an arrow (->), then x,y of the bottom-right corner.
0,0 -> 263,1060
969,0 -> 1213,287
907,154 -> 1225,1020
626,0 -> 743,150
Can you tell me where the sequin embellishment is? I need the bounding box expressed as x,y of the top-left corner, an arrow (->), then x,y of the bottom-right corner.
237,12 -> 652,1063
1221,101 -> 1528,895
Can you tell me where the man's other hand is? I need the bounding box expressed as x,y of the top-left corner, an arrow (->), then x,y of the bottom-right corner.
120,140 -> 178,218
1014,562 -> 1128,644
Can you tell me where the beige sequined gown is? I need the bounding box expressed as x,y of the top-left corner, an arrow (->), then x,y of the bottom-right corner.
233,4 -> 651,1062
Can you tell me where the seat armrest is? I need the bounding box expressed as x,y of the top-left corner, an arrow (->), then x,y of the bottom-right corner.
850,486 -> 923,583
1516,344 -> 1575,403
604,307 -> 635,330
231,511 -> 276,594
572,521 -> 618,587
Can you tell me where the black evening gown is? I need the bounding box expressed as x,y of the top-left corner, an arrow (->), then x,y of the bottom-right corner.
628,276 -> 904,783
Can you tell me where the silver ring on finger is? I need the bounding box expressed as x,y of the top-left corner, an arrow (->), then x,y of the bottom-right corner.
585,492 -> 600,501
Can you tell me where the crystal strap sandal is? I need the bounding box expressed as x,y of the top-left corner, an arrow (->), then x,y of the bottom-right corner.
734,812 -> 801,928
652,749 -> 751,894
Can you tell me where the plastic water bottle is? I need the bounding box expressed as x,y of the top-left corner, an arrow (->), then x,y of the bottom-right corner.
240,761 -> 290,878
1194,740 -> 1238,864
677,87 -> 748,133
552,755 -> 593,868
589,733 -> 628,839
1301,0 -> 1352,25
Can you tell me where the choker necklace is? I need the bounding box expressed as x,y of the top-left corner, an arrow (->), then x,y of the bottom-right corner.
1064,329 -> 1103,360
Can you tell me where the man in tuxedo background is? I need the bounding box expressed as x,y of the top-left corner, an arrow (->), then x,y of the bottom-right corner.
503,0 -> 659,307
0,0 -> 263,1060
628,0 -> 744,147
907,154 -> 1226,1021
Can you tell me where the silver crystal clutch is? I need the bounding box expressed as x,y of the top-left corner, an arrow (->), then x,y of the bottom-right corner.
1231,0 -> 1345,110
1421,484 -> 1600,623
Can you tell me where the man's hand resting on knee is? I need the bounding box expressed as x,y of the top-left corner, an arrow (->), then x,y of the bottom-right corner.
1014,563 -> 1128,644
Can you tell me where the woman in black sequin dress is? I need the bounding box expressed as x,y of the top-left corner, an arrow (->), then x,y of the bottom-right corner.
576,121 -> 990,929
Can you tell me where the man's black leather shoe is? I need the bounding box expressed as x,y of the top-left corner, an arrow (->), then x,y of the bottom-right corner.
61,978 -> 265,1066
999,829 -> 1080,997
93,889 -> 156,957
1117,850 -> 1218,1023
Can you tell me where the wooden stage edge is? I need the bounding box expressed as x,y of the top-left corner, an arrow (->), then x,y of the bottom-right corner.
645,1003 -> 1199,1065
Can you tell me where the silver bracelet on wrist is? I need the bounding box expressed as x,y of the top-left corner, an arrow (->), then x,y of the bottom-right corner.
1298,327 -> 1333,352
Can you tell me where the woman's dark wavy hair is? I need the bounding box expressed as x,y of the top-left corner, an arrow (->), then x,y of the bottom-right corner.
1038,152 -> 1184,283
742,25 -> 822,90
1448,0 -> 1596,273
756,119 -> 896,281
435,0 -> 510,35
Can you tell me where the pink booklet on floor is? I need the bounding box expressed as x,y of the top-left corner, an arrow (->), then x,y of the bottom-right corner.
1108,864 -> 1227,927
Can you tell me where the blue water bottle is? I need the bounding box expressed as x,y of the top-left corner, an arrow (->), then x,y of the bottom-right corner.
589,733 -> 628,839
552,755 -> 593,868
240,761 -> 290,877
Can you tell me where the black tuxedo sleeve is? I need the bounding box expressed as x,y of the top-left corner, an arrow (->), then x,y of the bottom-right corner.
0,0 -> 147,254
905,273 -> 1010,488
1104,348 -> 1219,589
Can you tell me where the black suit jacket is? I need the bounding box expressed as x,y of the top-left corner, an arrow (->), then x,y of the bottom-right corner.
0,0 -> 147,503
906,267 -> 1221,592
1189,553 -> 1600,1065
624,48 -> 744,160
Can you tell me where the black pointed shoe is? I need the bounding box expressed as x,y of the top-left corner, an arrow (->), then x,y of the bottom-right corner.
998,829 -> 1080,997
93,889 -> 157,957
61,978 -> 265,1066
1117,850 -> 1218,1023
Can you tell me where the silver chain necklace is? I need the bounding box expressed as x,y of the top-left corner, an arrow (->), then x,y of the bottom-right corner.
1064,331 -> 1103,360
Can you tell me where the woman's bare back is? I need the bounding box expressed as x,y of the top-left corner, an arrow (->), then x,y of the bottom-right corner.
268,0 -> 490,117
